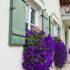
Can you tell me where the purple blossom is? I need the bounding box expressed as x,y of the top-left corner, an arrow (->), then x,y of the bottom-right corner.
54,37 -> 67,69
22,30 -> 55,70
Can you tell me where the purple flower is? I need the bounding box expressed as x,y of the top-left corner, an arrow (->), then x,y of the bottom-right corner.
22,30 -> 55,70
40,31 -> 45,35
54,37 -> 67,69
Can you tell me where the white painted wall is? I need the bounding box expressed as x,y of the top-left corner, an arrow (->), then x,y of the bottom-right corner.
0,0 -> 23,70
44,0 -> 61,22
0,0 -> 66,70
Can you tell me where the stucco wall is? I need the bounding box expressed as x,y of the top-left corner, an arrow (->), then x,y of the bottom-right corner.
0,0 -> 23,70
0,0 -> 65,70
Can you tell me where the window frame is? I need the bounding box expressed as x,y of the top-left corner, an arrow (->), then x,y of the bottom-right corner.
26,3 -> 42,30
26,5 -> 36,30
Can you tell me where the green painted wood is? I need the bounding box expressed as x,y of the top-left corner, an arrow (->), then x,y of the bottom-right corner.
49,16 -> 54,37
9,0 -> 26,45
42,9 -> 48,19
11,35 -> 25,45
43,17 -> 49,34
49,16 -> 51,34
42,10 -> 49,34
50,23 -> 54,37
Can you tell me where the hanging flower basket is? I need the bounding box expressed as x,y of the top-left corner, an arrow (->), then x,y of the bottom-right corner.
22,29 -> 55,70
54,37 -> 67,69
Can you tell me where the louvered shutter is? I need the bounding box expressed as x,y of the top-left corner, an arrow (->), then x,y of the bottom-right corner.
9,0 -> 26,45
50,23 -> 54,36
49,16 -> 54,37
42,10 -> 49,34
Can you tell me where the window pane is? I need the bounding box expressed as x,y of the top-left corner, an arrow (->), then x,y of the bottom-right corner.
26,5 -> 29,23
31,8 -> 35,24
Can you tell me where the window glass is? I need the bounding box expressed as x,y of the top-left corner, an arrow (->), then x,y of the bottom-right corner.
31,8 -> 35,24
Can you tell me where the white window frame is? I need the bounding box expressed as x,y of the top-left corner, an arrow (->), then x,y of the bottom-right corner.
26,1 -> 42,30
26,5 -> 36,30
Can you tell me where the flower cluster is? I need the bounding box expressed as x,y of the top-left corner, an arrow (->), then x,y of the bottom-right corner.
54,37 -> 67,69
22,29 -> 55,70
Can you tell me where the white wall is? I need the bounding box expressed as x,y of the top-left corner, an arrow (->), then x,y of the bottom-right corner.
44,0 -> 61,22
0,0 -> 23,70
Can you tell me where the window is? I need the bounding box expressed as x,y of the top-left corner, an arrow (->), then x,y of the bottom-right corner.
31,8 -> 35,24
9,0 -> 43,46
26,5 -> 36,30
26,2 -> 42,31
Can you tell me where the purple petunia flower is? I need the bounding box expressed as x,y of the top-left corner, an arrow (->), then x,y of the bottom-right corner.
54,37 -> 67,69
22,30 -> 55,70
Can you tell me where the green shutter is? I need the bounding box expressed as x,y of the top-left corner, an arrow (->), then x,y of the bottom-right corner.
42,9 -> 48,19
58,25 -> 61,37
43,17 -> 49,34
50,23 -> 54,36
9,0 -> 26,45
49,16 -> 54,37
42,10 -> 49,34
